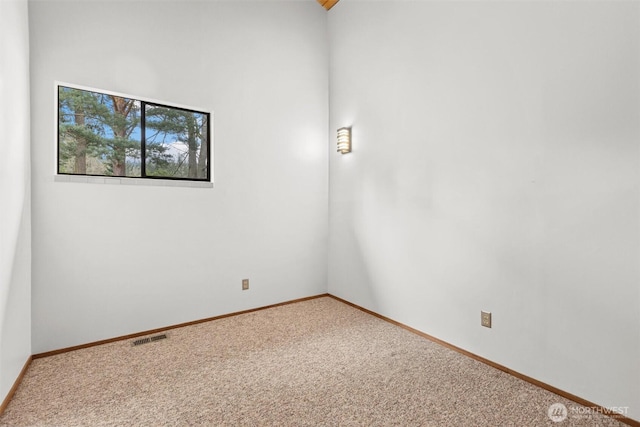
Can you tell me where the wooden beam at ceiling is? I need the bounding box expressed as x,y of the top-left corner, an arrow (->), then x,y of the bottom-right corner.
317,0 -> 340,11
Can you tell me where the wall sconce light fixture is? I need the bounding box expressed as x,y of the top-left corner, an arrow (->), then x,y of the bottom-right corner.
337,127 -> 352,154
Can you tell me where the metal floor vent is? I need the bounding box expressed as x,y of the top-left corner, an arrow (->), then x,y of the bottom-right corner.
132,333 -> 167,346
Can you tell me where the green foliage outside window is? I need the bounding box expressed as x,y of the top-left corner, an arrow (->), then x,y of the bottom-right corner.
58,85 -> 210,181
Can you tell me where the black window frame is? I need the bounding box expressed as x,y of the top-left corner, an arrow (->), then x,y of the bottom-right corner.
57,84 -> 212,182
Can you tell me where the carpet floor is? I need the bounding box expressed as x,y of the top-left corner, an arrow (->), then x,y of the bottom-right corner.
0,296 -> 624,426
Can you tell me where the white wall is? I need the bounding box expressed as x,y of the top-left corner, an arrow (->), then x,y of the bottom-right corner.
328,0 -> 639,420
25,0 -> 640,419
30,0 -> 328,353
0,0 -> 32,404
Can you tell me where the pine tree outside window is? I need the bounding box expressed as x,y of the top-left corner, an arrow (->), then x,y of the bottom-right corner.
58,84 -> 211,182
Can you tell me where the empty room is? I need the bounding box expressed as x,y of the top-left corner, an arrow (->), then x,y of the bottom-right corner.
0,0 -> 638,425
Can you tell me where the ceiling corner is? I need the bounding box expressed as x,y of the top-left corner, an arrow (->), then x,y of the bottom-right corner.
316,0 -> 340,11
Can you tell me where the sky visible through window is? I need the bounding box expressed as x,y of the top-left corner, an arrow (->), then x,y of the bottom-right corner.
58,86 -> 210,180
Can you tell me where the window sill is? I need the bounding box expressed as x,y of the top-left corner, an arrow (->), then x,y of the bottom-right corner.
54,175 -> 213,188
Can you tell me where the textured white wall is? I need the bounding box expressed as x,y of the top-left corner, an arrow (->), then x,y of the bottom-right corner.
0,0 -> 32,403
30,1 -> 328,353
328,0 -> 639,420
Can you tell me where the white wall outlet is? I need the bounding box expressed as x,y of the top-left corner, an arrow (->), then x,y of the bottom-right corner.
481,311 -> 492,328
242,279 -> 249,290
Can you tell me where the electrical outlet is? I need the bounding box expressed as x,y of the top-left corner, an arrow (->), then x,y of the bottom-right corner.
481,311 -> 492,328
242,279 -> 249,290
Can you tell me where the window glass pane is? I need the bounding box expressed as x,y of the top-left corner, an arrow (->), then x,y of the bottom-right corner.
144,104 -> 209,180
58,85 -> 210,182
58,86 -> 141,177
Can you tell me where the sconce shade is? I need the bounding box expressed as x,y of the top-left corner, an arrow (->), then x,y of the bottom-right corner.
337,127 -> 351,154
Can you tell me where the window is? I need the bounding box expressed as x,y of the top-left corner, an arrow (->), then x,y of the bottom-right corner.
57,85 -> 211,181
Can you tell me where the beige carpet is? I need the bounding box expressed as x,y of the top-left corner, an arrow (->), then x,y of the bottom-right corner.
0,296 -> 624,426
